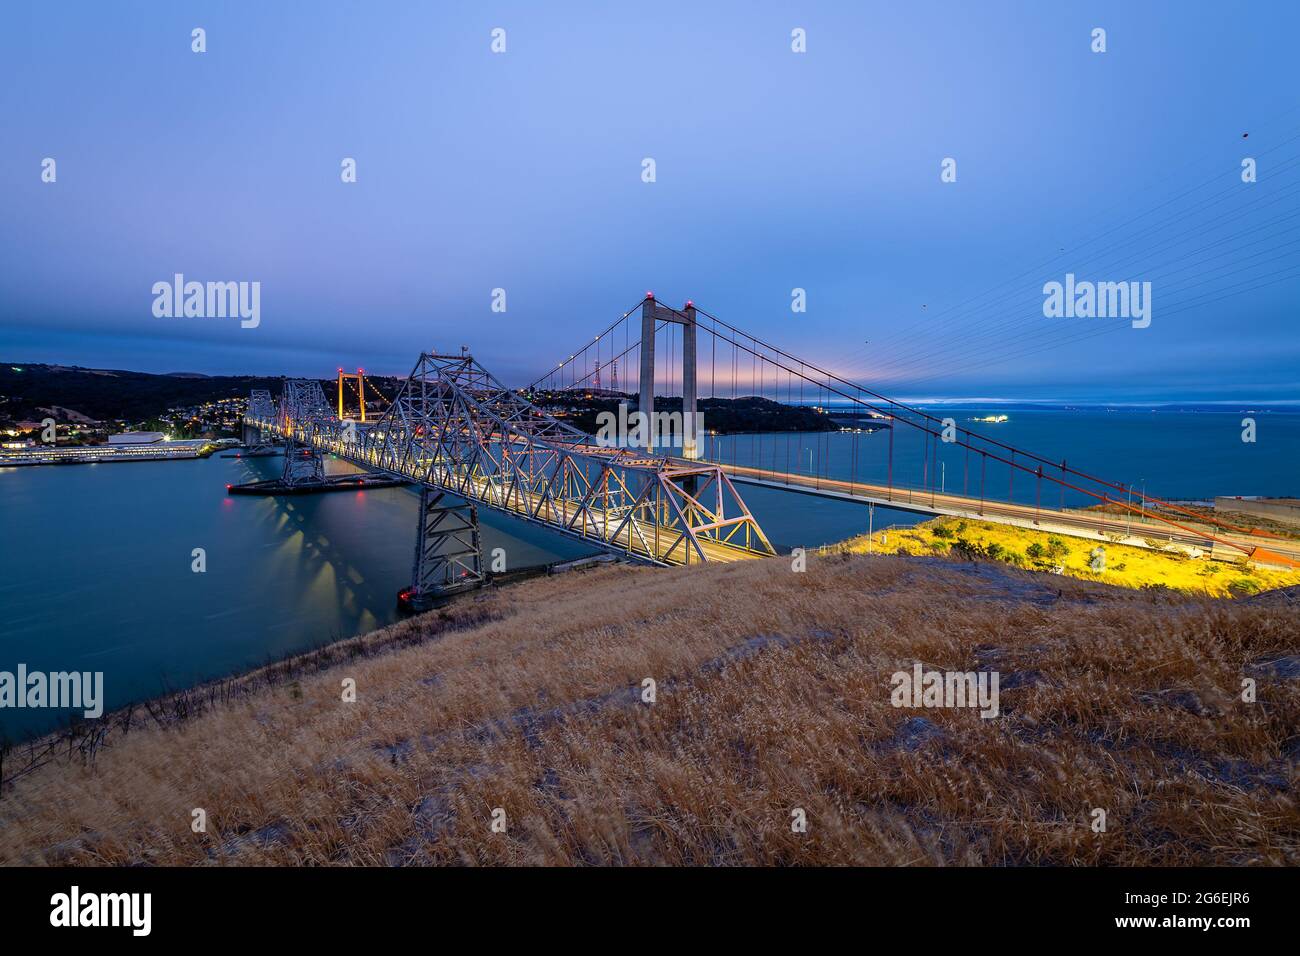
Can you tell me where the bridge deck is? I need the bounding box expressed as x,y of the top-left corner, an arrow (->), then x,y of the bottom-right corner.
250,413 -> 1298,567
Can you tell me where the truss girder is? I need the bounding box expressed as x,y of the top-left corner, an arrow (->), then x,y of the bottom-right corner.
243,356 -> 774,566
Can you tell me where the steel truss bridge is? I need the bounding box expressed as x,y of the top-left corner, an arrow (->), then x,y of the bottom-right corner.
243,351 -> 775,605
241,294 -> 1296,607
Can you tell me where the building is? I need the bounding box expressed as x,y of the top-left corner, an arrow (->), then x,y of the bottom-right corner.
0,438 -> 213,467
107,431 -> 167,445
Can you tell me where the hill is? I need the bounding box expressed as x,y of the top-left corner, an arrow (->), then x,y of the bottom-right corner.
0,363 -> 407,426
0,363 -> 283,424
1,551 -> 1296,866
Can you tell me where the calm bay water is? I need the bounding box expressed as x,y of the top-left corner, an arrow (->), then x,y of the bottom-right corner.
0,453 -> 595,739
1,408 -> 1296,739
708,407 -> 1300,511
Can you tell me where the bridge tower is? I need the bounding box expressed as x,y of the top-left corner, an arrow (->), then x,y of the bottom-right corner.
639,294 -> 700,458
336,369 -> 369,422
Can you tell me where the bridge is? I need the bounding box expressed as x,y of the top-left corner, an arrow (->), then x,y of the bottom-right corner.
240,294 -> 1296,609
241,347 -> 776,607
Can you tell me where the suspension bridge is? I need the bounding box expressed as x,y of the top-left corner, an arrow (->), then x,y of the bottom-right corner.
239,293 -> 1296,609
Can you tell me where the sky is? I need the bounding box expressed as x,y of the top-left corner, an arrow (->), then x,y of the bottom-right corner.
1,1 -> 1298,401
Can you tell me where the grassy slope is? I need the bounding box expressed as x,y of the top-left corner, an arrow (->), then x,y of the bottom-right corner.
1,554 -> 1297,866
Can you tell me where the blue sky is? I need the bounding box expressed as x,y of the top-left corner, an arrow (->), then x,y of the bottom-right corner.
1,1 -> 1297,401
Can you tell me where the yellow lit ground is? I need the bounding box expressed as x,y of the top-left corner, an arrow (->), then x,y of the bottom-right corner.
835,518 -> 1300,598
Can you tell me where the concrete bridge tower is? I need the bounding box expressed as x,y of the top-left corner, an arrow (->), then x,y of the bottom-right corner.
638,295 -> 700,458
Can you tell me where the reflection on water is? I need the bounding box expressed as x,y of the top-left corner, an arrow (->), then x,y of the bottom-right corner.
0,453 -> 596,739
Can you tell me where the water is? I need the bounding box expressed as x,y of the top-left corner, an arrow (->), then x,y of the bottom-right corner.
706,408 -> 1300,508
2,408 -> 1296,739
0,453 -> 596,740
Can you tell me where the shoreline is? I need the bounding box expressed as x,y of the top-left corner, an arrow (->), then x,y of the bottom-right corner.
0,554 -> 622,769
0,581 -> 504,786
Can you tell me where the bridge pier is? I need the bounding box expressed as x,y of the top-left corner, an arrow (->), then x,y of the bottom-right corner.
399,487 -> 484,612
238,421 -> 280,457
281,435 -> 325,487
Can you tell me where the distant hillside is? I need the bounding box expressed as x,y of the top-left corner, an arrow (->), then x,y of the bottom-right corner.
529,391 -> 841,435
0,364 -> 399,425
0,363 -> 285,424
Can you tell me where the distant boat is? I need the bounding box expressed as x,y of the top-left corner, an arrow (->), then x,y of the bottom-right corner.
971,414 -> 1009,424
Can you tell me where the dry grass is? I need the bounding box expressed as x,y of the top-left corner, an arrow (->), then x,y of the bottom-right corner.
1,553 -> 1297,866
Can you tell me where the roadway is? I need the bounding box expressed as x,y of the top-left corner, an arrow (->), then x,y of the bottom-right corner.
249,418 -> 1299,569
703,461 -> 1300,567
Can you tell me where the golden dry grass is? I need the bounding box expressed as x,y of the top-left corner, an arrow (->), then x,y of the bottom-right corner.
1,553 -> 1296,866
